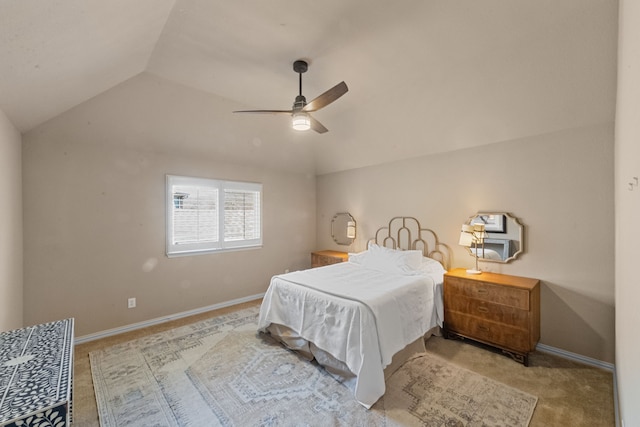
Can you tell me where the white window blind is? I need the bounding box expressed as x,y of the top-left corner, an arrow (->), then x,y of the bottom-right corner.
166,175 -> 262,256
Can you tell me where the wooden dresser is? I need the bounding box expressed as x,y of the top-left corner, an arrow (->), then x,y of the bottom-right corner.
443,268 -> 540,366
311,250 -> 349,268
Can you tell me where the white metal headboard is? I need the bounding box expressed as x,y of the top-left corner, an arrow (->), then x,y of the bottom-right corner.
370,216 -> 451,270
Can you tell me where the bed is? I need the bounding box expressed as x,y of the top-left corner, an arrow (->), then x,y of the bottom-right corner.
257,217 -> 450,408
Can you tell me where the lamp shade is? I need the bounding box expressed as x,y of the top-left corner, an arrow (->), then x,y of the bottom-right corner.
459,224 -> 474,247
346,221 -> 356,239
292,112 -> 310,131
471,224 -> 487,242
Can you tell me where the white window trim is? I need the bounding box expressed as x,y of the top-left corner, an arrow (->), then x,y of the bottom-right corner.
166,175 -> 262,257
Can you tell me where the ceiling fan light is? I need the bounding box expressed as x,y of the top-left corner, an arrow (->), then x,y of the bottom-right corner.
292,112 -> 311,131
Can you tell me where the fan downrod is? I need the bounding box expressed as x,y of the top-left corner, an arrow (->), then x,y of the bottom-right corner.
293,60 -> 308,74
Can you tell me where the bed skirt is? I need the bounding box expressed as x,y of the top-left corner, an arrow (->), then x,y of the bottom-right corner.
263,323 -> 440,394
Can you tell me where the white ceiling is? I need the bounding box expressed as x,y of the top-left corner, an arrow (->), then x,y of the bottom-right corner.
0,0 -> 617,174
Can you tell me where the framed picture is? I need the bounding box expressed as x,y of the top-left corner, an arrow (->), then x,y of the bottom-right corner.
471,214 -> 506,233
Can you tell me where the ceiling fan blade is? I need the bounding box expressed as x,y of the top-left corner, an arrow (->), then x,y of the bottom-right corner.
309,115 -> 328,134
233,109 -> 292,114
302,81 -> 348,112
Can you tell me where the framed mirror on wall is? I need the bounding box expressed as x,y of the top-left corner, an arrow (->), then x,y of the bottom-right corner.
331,212 -> 356,245
464,212 -> 524,263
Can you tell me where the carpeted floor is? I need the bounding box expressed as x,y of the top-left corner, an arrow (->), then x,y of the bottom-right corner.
73,300 -> 615,426
88,305 -> 537,426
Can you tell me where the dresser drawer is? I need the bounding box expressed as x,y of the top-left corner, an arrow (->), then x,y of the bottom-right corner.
446,312 -> 531,352
444,295 -> 530,329
445,276 -> 530,310
311,251 -> 348,268
312,254 -> 337,267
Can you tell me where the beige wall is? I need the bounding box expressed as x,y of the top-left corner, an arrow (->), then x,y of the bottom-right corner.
615,1 -> 640,425
22,75 -> 316,337
0,108 -> 23,332
317,123 -> 614,363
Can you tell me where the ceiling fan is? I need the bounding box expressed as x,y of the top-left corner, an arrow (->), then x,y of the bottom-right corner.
233,60 -> 348,134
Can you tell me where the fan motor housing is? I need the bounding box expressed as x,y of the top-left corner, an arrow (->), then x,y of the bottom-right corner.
293,95 -> 306,110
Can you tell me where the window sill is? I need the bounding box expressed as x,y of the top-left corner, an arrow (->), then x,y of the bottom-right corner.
166,245 -> 263,258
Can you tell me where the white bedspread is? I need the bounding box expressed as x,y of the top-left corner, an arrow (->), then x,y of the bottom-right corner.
257,261 -> 444,408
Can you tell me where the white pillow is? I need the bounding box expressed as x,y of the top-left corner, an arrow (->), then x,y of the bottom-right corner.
362,244 -> 423,275
348,251 -> 368,265
416,256 -> 447,275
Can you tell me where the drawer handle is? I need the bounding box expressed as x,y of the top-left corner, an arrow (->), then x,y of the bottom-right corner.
478,325 -> 490,332
476,288 -> 488,294
477,306 -> 489,313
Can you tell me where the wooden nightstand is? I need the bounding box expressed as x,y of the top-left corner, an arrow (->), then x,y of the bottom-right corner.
443,268 -> 540,366
311,250 -> 349,268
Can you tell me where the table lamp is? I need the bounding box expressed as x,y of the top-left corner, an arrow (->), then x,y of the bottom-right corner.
459,223 -> 487,274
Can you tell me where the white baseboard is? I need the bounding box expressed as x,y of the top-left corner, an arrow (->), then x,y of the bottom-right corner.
74,293 -> 264,344
536,343 -> 619,427
535,343 -> 614,371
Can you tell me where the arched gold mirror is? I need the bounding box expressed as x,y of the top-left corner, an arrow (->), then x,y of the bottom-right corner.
464,212 -> 524,263
331,212 -> 356,245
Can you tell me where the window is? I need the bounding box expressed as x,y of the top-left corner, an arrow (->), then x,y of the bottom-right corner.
166,175 -> 262,256
173,192 -> 189,209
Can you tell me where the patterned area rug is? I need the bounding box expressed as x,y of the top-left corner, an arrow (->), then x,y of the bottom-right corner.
90,306 -> 537,426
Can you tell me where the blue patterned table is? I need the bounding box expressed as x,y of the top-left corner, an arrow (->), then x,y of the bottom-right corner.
0,318 -> 74,427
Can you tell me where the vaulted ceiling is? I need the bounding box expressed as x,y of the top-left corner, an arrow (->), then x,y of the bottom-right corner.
0,0 -> 618,174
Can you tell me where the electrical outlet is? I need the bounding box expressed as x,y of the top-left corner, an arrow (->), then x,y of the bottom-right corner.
128,297 -> 136,309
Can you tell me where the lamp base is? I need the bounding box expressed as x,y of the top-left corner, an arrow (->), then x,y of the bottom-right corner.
466,269 -> 482,275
